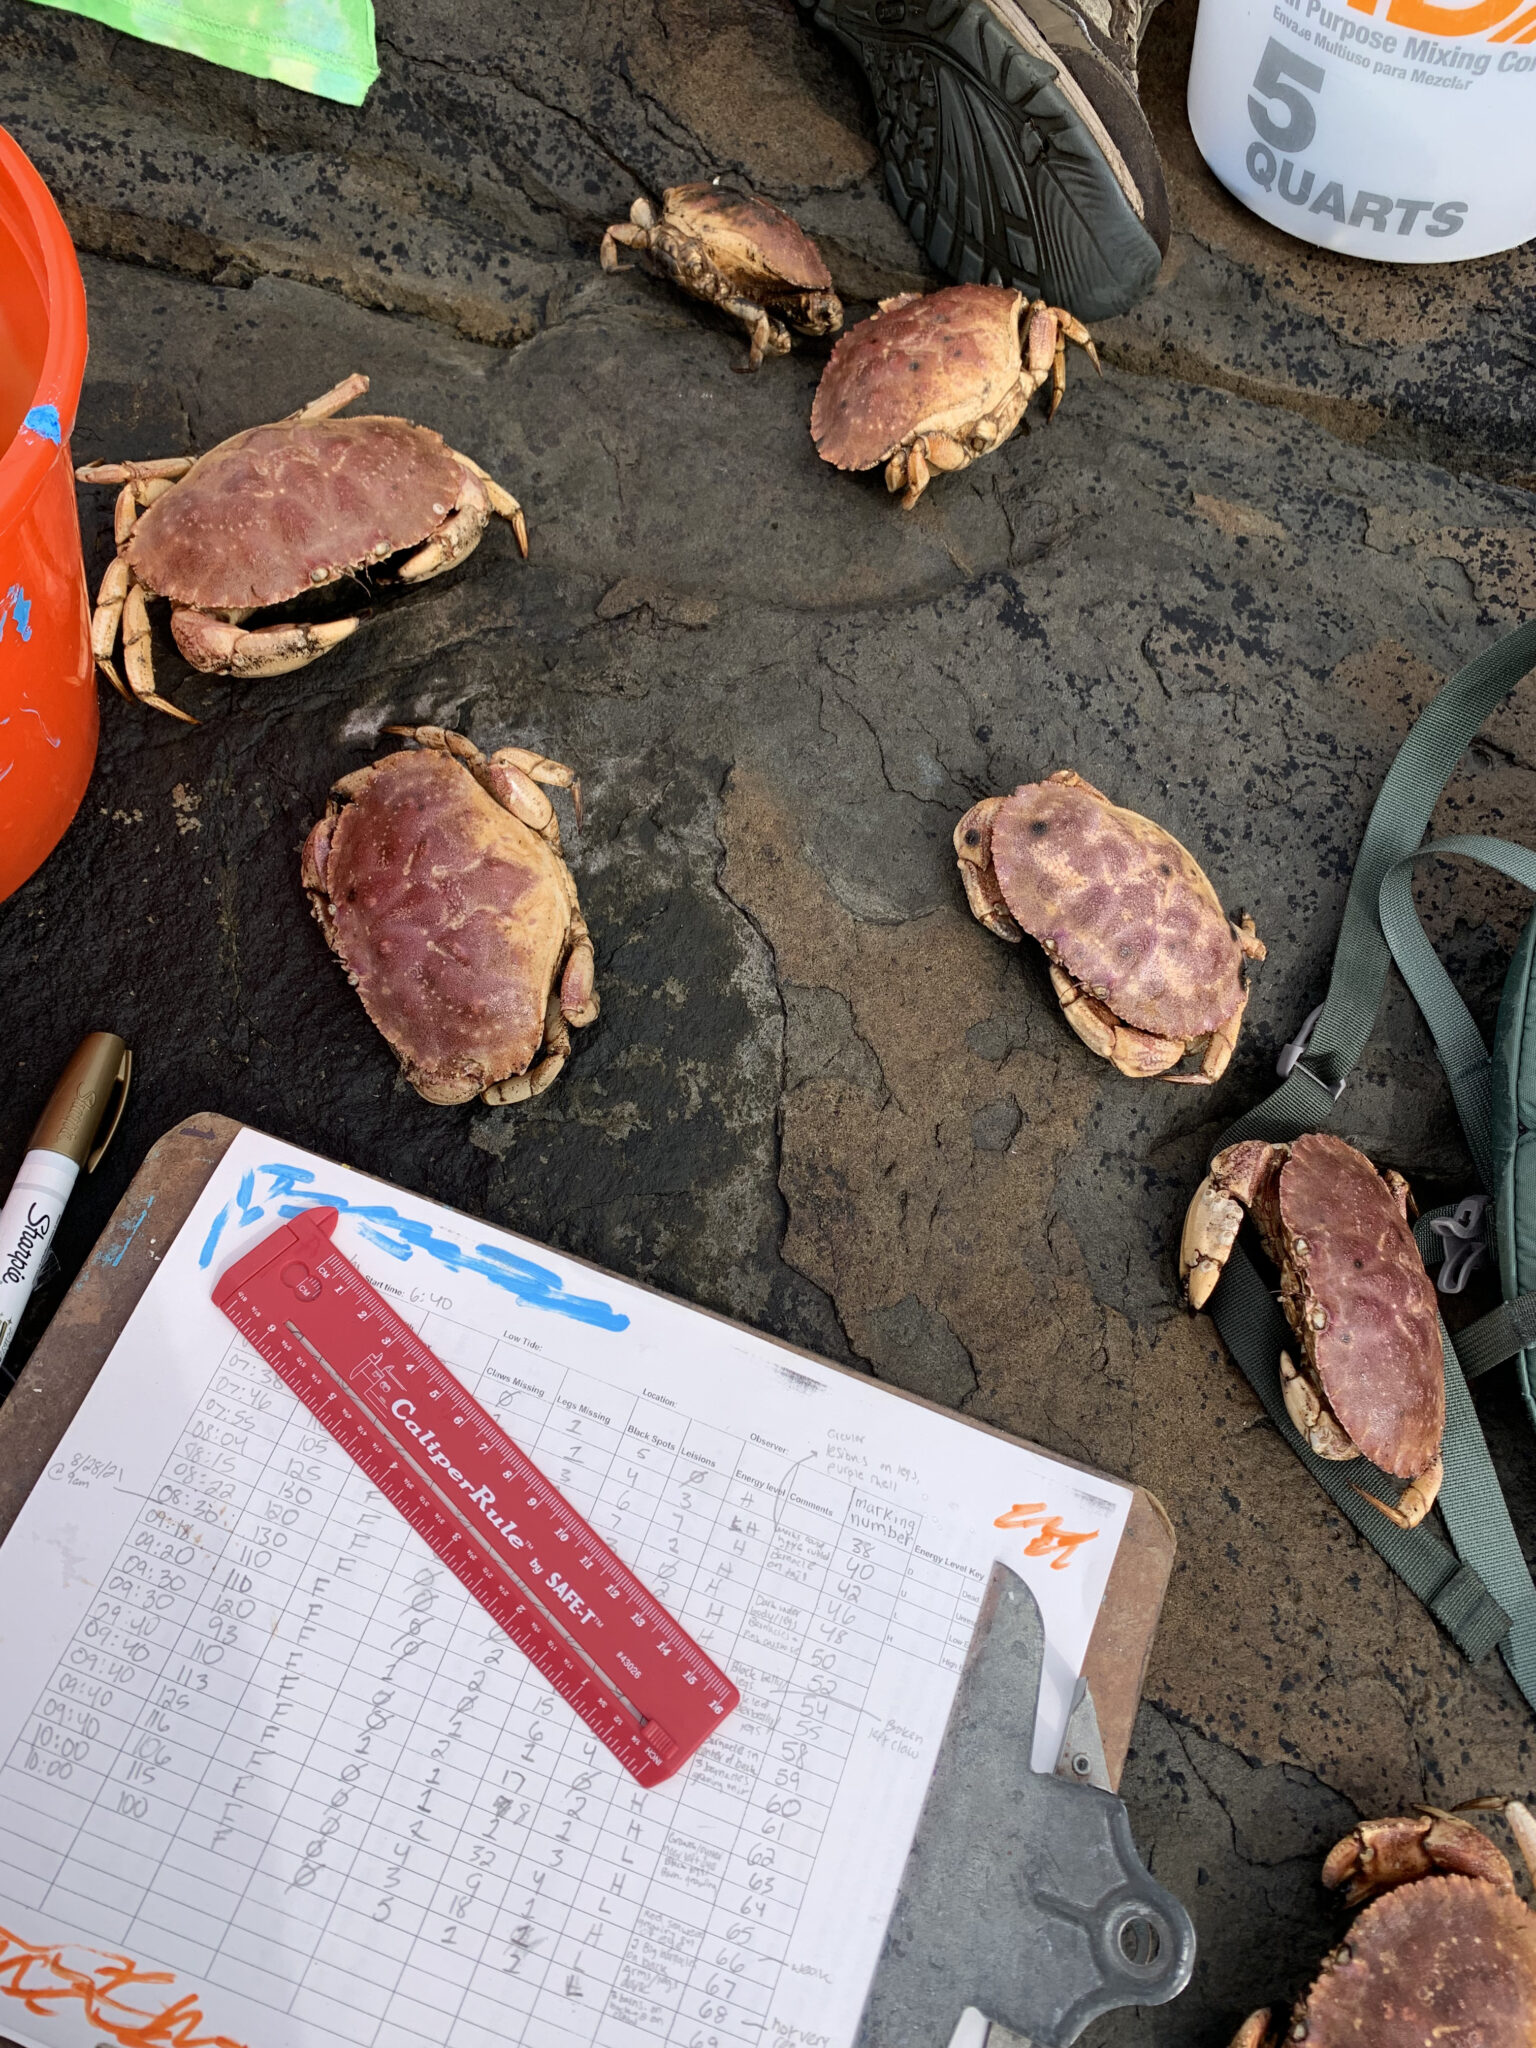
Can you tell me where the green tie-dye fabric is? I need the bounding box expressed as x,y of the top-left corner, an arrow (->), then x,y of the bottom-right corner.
29,0 -> 377,102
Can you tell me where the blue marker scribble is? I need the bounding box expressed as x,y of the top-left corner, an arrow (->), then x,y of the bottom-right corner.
22,405 -> 60,445
199,1161 -> 628,1331
0,587 -> 31,643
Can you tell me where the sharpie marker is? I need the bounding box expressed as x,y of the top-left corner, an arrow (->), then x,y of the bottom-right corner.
0,1033 -> 132,1374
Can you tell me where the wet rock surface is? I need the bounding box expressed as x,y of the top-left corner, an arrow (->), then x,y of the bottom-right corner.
2,0 -> 1535,2039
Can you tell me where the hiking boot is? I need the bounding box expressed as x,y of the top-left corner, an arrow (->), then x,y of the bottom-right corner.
803,0 -> 1170,321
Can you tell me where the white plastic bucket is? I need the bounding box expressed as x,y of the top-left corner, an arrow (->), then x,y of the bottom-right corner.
1187,0 -> 1536,260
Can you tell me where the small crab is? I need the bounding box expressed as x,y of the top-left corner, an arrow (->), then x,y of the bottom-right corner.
601,183 -> 843,371
954,771 -> 1264,1083
76,374 -> 528,723
1181,1133 -> 1445,1527
301,726 -> 597,1107
1229,1804 -> 1536,2048
811,284 -> 1098,508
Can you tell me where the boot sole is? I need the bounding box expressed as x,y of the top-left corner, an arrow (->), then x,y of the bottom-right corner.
805,0 -> 1164,321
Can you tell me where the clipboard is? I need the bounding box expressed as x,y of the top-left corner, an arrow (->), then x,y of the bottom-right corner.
0,1114 -> 1180,2048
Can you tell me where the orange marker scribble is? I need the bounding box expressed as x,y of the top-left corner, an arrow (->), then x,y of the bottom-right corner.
994,1502 -> 1099,1570
0,1924 -> 247,2048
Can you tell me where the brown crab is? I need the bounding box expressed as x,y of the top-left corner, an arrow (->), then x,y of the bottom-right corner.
1181,1133 -> 1445,1527
954,771 -> 1264,1083
601,183 -> 843,371
1230,1804 -> 1536,2048
301,726 -> 596,1107
76,374 -> 528,723
811,284 -> 1098,508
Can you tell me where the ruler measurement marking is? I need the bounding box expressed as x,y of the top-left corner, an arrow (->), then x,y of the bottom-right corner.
308,1261 -> 700,1657
213,1211 -> 738,1783
222,1298 -> 643,1736
277,1308 -> 648,1728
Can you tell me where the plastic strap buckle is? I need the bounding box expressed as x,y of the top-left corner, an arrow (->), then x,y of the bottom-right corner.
1275,1004 -> 1345,1101
1431,1193 -> 1490,1296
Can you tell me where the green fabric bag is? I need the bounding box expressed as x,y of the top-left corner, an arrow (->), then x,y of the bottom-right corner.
1206,617 -> 1536,1715
29,0 -> 378,103
1492,919 -> 1536,1424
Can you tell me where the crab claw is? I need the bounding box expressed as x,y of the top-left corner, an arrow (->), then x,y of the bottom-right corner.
172,610 -> 359,678
1180,1172 -> 1245,1310
1321,1811 -> 1514,1906
1279,1352 -> 1357,1461
1355,1454 -> 1443,1530
1180,1142 -> 1280,1309
1226,2015 -> 1278,2048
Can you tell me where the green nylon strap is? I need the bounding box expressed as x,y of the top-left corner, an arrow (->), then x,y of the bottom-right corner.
1218,618 -> 1536,1149
1379,834 -> 1536,1191
1208,1248 -> 1510,1661
1456,1296 -> 1536,1381
1204,619 -> 1536,1713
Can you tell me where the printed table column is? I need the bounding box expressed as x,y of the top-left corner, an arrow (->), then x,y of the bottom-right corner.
200,1401 -> 399,2016
411,1617 -> 543,2048
6,1339 -> 289,1949
661,1421 -> 742,1667
133,1363 -> 351,1979
674,1461 -> 854,2046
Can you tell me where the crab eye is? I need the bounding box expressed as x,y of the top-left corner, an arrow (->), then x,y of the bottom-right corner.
964,829 -> 981,847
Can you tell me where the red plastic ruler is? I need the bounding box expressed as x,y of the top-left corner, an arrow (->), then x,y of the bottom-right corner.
213,1206 -> 739,1785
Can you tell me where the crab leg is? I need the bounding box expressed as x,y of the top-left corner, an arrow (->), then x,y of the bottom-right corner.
117,582 -> 199,724
113,484 -> 138,548
87,475 -> 195,710
600,218 -> 652,271
397,466 -> 491,585
558,871 -> 599,1025
1022,304 -> 1059,411
478,755 -> 562,846
716,295 -> 791,373
1047,962 -> 1189,1079
457,455 -> 529,558
75,455 -> 195,487
887,432 -> 972,509
286,373 -> 370,424
492,746 -> 581,824
1017,304 -> 1100,421
1163,985 -> 1249,1087
1225,2015 -> 1278,2048
1279,1352 -> 1358,1460
482,989 -> 573,1106
87,556 -> 135,701
171,608 -> 359,679
1355,1455 -> 1443,1529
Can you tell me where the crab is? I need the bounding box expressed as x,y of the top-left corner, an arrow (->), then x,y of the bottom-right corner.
75,374 -> 528,723
810,284 -> 1098,508
954,771 -> 1265,1083
1180,1133 -> 1445,1527
301,726 -> 597,1107
1229,1804 -> 1536,2048
601,183 -> 843,371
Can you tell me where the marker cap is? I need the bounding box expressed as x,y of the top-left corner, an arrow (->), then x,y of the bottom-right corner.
29,1032 -> 133,1170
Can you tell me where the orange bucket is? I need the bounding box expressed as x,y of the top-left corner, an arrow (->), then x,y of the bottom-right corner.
0,124 -> 93,905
